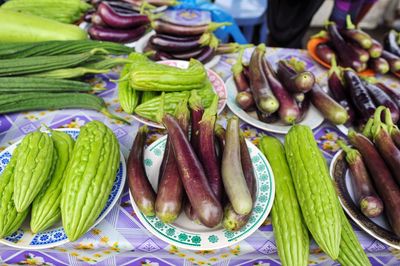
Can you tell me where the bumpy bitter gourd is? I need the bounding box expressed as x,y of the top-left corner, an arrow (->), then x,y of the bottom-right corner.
284,125 -> 341,259
61,121 -> 120,241
0,147 -> 29,238
31,130 -> 75,233
13,131 -> 54,212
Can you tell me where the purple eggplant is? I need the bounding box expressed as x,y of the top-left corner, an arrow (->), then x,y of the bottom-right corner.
152,20 -> 230,36
97,2 -> 149,28
232,48 -> 250,93
276,60 -> 315,93
338,141 -> 384,218
198,96 -> 223,202
384,30 -> 400,57
91,12 -> 106,26
348,129 -> 400,237
189,90 -> 203,156
296,94 -> 310,122
162,113 -> 223,228
348,42 -> 370,62
248,44 -> 279,114
236,91 -> 255,111
293,93 -> 305,103
381,50 -> 400,72
88,24 -> 147,43
128,126 -> 156,216
368,57 -> 390,74
195,46 -> 215,64
342,15 -> 372,49
365,82 -> 399,123
327,22 -> 365,72
315,42 -> 336,65
169,47 -> 204,60
256,109 -> 279,123
328,58 -> 356,123
377,82 -> 400,110
343,69 -> 376,121
149,33 -> 207,52
263,58 -> 300,124
155,99 -> 189,223
368,39 -> 383,58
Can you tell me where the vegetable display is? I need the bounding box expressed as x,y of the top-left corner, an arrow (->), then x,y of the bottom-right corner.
0,121 -> 120,243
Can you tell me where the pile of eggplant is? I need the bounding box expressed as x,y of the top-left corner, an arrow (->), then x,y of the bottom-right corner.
326,57 -> 400,128
234,44 -> 348,126
85,0 -> 159,43
338,106 -> 400,237
383,29 -> 400,76
314,16 -> 399,76
144,17 -> 231,63
128,94 -> 257,232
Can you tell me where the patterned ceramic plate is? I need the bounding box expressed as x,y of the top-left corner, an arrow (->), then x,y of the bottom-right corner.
129,135 -> 275,250
132,60 -> 228,129
134,30 -> 222,69
0,128 -> 127,250
225,76 -> 324,134
330,150 -> 400,249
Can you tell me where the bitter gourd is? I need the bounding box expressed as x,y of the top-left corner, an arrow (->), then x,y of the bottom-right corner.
31,130 -> 75,233
61,121 -> 120,241
259,135 -> 309,266
13,131 -> 54,213
284,125 -> 341,260
0,147 -> 29,238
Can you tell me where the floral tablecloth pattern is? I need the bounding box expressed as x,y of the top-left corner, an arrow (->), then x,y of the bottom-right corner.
0,47 -> 400,266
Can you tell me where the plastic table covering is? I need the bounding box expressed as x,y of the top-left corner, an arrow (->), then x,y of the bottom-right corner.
0,48 -> 400,266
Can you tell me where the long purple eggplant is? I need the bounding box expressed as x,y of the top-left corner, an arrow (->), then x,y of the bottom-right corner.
223,133 -> 256,231
338,141 -> 384,218
276,60 -> 315,93
149,33 -> 208,52
195,46 -> 215,64
365,82 -> 399,123
97,2 -> 149,28
198,95 -> 223,202
315,42 -> 336,65
128,126 -> 156,216
248,44 -> 279,114
342,15 -> 372,49
384,106 -> 400,149
189,90 -> 203,156
232,48 -> 250,93
88,24 -> 147,43
377,82 -> 400,110
162,113 -> 223,228
328,57 -> 356,123
348,42 -> 370,62
155,99 -> 189,223
296,94 -> 310,122
343,69 -> 376,122
263,59 -> 300,124
369,57 -> 390,74
384,30 -> 400,57
348,130 -> 400,237
327,22 -> 364,72
169,47 -> 204,60
152,20 -> 230,36
310,83 -> 349,125
370,107 -> 400,186
154,33 -> 202,42
381,50 -> 400,72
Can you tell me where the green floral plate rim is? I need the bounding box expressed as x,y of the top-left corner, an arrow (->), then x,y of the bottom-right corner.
129,135 -> 275,250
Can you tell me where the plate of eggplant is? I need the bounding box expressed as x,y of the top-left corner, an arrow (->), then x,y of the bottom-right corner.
226,44 -> 324,134
128,115 -> 275,250
135,25 -> 222,68
330,107 -> 400,249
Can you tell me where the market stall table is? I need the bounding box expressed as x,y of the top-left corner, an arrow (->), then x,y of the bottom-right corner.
0,47 -> 399,266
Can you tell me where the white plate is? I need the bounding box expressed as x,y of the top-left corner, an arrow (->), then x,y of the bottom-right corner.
225,76 -> 324,134
129,135 -> 275,250
0,128 -> 127,250
330,150 -> 400,249
132,60 -> 227,129
135,30 -> 221,69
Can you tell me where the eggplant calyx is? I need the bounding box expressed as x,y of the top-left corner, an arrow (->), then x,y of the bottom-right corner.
188,89 -> 203,112
384,106 -> 399,135
371,106 -> 388,140
231,48 -> 245,75
256,43 -> 266,53
337,140 -> 360,164
200,94 -> 218,123
311,30 -> 328,39
208,34 -> 220,49
199,32 -> 212,46
287,58 -> 306,72
206,22 -> 232,32
362,118 -> 374,139
346,15 -> 356,30
328,56 -> 342,79
174,96 -> 190,122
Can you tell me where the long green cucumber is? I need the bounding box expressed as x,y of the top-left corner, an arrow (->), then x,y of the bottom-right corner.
0,92 -> 130,124
284,125 -> 341,260
337,208 -> 371,266
0,40 -> 132,59
31,130 -> 75,233
61,121 -> 120,241
0,147 -> 29,238
0,77 -> 94,92
259,135 -> 309,266
13,131 -> 54,212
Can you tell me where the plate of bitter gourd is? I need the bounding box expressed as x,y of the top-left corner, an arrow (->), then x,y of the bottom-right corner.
0,121 -> 126,249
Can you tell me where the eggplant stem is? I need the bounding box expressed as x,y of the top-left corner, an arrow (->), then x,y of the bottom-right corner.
371,106 -> 387,140
337,140 -> 360,164
311,30 -> 328,39
208,34 -> 220,49
200,94 -> 218,123
328,56 -> 342,80
199,32 -> 212,46
346,15 -> 356,30
206,22 -> 232,32
174,96 -> 190,122
188,89 -> 203,111
231,47 -> 245,75
362,118 -> 374,139
384,107 -> 398,135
